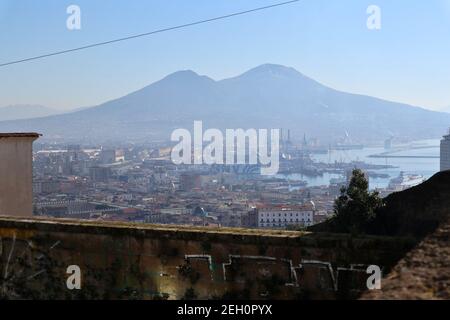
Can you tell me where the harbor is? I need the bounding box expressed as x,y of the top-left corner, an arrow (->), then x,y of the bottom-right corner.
277,139 -> 440,190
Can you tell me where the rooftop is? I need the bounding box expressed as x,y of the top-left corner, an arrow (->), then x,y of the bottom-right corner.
0,132 -> 41,138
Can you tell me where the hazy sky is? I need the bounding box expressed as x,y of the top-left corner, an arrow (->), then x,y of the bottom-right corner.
0,0 -> 449,111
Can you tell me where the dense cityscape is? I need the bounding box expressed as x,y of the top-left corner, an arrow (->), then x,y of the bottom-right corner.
31,130 -> 439,230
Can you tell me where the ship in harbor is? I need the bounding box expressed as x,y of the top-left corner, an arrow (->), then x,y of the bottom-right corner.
388,172 -> 426,191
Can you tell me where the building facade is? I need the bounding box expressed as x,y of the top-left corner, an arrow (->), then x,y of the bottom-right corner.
0,133 -> 40,217
440,131 -> 450,171
100,149 -> 125,164
89,166 -> 112,182
257,206 -> 314,229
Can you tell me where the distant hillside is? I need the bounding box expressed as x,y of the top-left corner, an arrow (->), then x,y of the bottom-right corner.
0,105 -> 58,121
1,64 -> 450,143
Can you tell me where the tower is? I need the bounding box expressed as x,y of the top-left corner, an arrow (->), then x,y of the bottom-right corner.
0,133 -> 40,217
440,129 -> 450,171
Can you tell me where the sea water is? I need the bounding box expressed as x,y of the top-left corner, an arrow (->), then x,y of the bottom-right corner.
282,139 -> 440,190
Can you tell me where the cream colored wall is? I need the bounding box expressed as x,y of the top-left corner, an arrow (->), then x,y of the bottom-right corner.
0,137 -> 36,216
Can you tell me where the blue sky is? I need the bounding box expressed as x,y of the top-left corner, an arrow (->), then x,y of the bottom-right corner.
0,0 -> 449,111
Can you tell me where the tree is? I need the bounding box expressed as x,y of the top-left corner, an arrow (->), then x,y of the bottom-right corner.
333,169 -> 383,234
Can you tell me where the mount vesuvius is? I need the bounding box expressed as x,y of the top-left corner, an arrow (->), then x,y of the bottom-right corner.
1,64 -> 448,144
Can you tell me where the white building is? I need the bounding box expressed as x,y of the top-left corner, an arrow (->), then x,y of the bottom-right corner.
440,130 -> 450,171
257,206 -> 314,229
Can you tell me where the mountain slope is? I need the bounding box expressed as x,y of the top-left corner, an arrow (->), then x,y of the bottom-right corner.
1,64 -> 449,143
